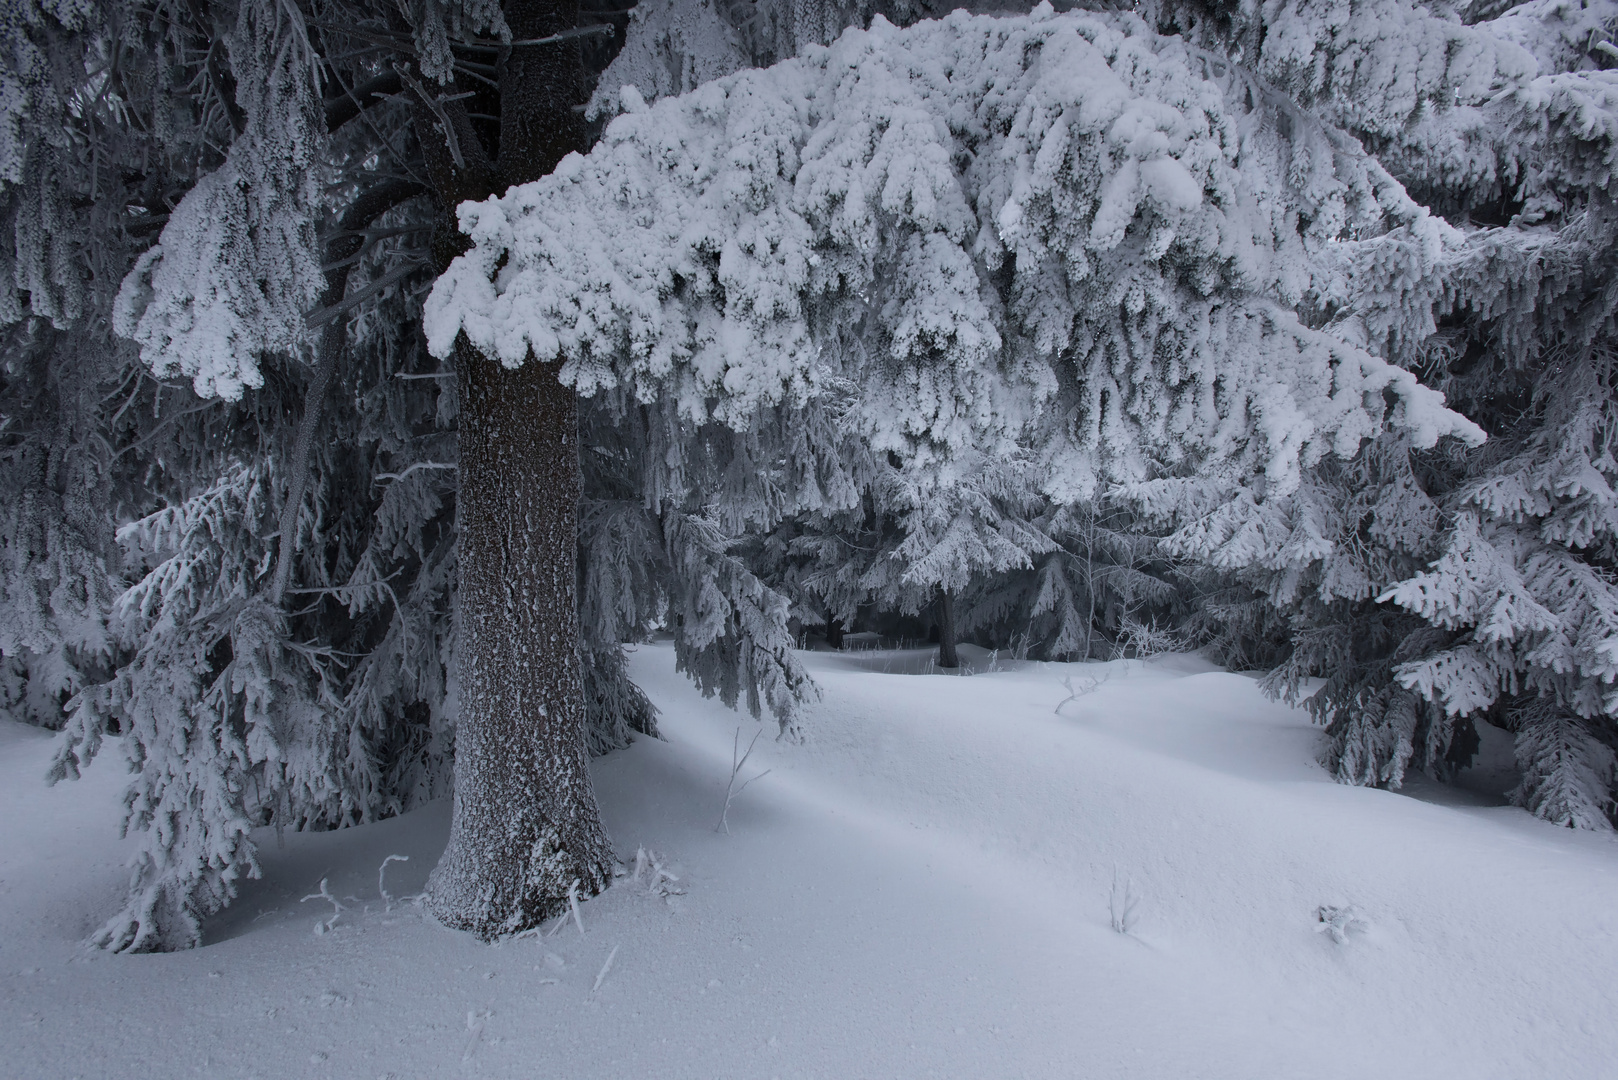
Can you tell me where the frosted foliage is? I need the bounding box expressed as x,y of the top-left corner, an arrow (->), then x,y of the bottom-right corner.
588,0 -> 923,117
890,453 -> 1051,595
0,1 -> 94,189
1330,685 -> 1421,788
1180,0 -> 1618,221
0,461 -> 112,663
587,0 -> 749,117
405,0 -> 510,84
1487,0 -> 1618,76
0,64 -> 22,191
0,487 -> 114,725
11,146 -> 86,326
1387,516 -> 1618,712
112,0 -> 324,400
666,511 -> 815,732
1510,701 -> 1617,830
49,464 -> 362,951
1147,0 -> 1539,135
431,6 -> 1477,495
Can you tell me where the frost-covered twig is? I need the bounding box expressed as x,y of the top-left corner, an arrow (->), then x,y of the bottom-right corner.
545,878 -> 586,938
1109,866 -> 1140,935
631,846 -> 683,897
373,461 -> 455,485
1055,671 -> 1108,715
717,727 -> 772,834
567,879 -> 586,935
377,854 -> 409,913
650,852 -> 680,894
632,846 -> 648,883
1115,617 -> 1184,660
590,944 -> 620,997
301,877 -> 346,935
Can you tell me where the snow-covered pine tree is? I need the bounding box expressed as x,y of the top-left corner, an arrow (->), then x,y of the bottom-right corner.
0,1 -> 161,731
0,0 -> 1509,949
7,0 -> 871,949
1130,0 -> 1618,826
13,0 -> 469,949
748,442 -> 1051,667
99,0 -> 631,943
427,6 -> 1479,702
89,0 -> 877,942
962,496 -> 1183,661
856,451 -> 1052,667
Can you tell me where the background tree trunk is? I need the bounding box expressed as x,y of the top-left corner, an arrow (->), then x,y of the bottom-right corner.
825,607 -> 844,650
425,340 -> 614,938
937,588 -> 960,669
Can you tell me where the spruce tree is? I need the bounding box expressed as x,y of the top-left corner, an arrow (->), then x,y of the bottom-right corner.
1132,0 -> 1618,826
427,4 -> 1478,687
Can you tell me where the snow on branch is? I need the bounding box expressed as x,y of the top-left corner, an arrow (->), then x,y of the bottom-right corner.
112,0 -> 324,400
427,4 -> 1479,494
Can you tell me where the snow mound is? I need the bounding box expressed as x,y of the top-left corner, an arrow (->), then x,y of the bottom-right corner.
3,643 -> 1615,1077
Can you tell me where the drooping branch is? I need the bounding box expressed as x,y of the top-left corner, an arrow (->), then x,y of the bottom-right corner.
269,176 -> 428,607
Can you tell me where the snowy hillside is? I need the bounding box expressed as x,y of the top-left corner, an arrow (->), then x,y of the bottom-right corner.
3,644 -> 1615,1079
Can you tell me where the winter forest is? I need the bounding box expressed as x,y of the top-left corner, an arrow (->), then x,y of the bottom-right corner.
3,0 -> 1618,1074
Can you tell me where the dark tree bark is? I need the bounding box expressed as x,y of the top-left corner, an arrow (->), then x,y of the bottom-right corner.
425,341 -> 613,936
825,607 -> 844,650
936,588 -> 960,669
412,0 -> 616,938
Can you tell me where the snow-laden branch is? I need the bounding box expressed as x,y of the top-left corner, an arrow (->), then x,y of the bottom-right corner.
427,4 -> 1481,495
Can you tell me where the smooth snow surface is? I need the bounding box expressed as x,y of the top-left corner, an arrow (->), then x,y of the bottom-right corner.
3,645 -> 1615,1079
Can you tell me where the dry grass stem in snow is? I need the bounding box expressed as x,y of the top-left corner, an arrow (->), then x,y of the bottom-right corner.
717,727 -> 771,834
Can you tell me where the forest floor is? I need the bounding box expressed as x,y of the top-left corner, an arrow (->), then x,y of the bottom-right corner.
3,643 -> 1616,1080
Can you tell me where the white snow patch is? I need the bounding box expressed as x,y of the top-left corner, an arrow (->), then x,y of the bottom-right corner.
1,644 -> 1615,1077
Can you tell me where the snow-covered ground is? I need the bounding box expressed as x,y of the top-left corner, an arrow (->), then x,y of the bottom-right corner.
3,644 -> 1615,1079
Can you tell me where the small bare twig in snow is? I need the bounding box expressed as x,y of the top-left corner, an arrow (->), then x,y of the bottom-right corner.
377,854 -> 409,913
1055,671 -> 1109,715
1109,866 -> 1141,935
301,878 -> 346,935
717,727 -> 772,834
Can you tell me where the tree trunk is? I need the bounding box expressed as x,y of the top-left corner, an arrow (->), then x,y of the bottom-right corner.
936,588 -> 960,669
409,0 -> 613,939
825,607 -> 844,650
425,339 -> 614,938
